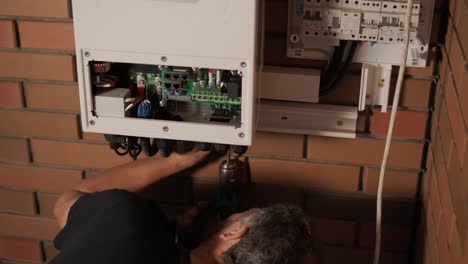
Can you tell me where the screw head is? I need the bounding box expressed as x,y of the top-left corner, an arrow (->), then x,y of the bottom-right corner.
238,132 -> 245,138
240,62 -> 247,68
89,120 -> 95,126
161,56 -> 167,62
163,126 -> 169,132
84,51 -> 91,57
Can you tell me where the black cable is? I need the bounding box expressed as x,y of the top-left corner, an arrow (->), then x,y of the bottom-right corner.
114,145 -> 129,156
321,40 -> 346,83
319,40 -> 359,96
129,144 -> 142,160
141,138 -> 158,157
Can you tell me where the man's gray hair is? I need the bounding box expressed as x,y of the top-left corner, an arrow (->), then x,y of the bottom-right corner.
223,204 -> 316,264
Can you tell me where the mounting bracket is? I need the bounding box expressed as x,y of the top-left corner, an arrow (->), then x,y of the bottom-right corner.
359,63 -> 392,112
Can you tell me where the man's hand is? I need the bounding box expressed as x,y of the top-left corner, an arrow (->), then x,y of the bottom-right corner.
169,146 -> 211,170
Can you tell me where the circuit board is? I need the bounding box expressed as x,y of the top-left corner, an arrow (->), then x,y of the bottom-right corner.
130,67 -> 242,107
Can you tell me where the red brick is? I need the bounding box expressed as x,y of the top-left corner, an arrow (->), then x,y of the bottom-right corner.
0,137 -> 30,162
240,184 -> 306,209
399,78 -> 432,108
0,164 -> 82,193
0,238 -> 43,262
0,214 -> 60,240
25,83 -> 79,111
458,6 -> 468,58
250,158 -> 360,191
461,80 -> 468,130
445,19 -> 454,56
446,150 -> 468,239
448,215 -> 464,264
307,136 -> 423,169
448,30 -> 467,94
359,223 -> 411,251
423,147 -> 434,204
444,77 -> 467,167
451,0 -> 463,29
464,147 -> 468,207
0,82 -> 23,108
449,0 -> 458,18
437,216 -> 452,264
432,84 -> 442,141
311,218 -> 356,245
0,189 -> 36,214
464,233 -> 468,264
429,159 -> 442,232
0,20 -> 16,48
0,110 -> 79,139
82,132 -> 106,143
32,139 -> 131,169
363,167 -> 419,197
18,21 -> 75,51
439,53 -> 449,92
370,109 -> 428,139
306,191 -> 415,225
0,52 -> 75,81
37,192 -> 59,218
438,100 -> 454,166
248,132 -> 304,158
0,0 -> 71,18
434,132 -> 455,227
425,201 -> 440,264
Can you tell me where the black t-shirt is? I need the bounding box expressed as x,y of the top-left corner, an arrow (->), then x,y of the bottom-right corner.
50,189 -> 179,264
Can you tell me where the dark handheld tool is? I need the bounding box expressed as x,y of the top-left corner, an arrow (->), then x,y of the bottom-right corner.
217,149 -> 242,219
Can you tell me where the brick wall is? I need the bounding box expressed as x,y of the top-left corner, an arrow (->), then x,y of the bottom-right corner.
419,0 -> 468,263
0,0 -> 444,263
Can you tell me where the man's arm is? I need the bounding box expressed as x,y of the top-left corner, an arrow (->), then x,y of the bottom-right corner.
54,149 -> 210,228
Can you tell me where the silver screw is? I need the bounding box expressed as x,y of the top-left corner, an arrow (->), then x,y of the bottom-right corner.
84,51 -> 91,57
163,126 -> 169,132
161,56 -> 167,62
240,62 -> 247,68
89,120 -> 95,126
238,132 -> 245,138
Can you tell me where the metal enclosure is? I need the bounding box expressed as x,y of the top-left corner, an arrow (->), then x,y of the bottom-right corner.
72,0 -> 261,146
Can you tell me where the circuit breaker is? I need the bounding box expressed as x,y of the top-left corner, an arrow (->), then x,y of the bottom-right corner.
72,0 -> 262,146
287,0 -> 434,66
287,0 -> 434,112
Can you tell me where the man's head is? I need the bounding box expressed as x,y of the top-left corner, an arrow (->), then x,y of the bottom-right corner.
195,204 -> 315,264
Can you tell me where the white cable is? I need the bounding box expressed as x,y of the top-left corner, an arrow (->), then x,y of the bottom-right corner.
373,1 -> 414,264
255,0 -> 266,130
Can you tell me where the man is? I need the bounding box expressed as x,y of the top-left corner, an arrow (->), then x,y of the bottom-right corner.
51,147 -> 315,264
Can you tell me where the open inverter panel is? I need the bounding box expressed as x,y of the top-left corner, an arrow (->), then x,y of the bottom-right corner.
72,0 -> 262,146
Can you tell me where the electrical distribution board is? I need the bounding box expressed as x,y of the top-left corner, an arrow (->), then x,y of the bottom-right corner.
287,0 -> 434,67
72,0 -> 261,146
